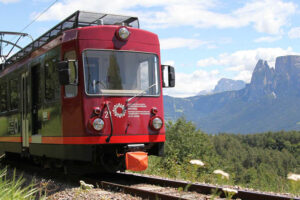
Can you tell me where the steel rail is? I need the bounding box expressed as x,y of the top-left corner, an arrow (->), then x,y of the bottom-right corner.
115,172 -> 300,200
1,155 -> 299,200
100,181 -> 188,200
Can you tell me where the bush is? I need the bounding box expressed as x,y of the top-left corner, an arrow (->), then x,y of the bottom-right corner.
144,117 -> 300,195
0,167 -> 42,200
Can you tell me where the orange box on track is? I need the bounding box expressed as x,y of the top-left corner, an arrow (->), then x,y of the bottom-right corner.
126,151 -> 148,171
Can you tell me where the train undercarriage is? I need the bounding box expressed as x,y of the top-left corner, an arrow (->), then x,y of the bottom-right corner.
2,142 -> 164,173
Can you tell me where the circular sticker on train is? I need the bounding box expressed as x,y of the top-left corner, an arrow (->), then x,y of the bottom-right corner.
113,103 -> 126,118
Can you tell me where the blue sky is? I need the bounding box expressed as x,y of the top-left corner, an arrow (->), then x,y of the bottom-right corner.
1,0 -> 300,97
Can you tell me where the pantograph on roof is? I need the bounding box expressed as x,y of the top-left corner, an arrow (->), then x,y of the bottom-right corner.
0,11 -> 139,70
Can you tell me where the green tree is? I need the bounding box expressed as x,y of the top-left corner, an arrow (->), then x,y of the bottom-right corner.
144,118 -> 300,195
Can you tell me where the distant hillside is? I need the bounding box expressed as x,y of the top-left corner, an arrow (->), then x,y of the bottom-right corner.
164,55 -> 300,134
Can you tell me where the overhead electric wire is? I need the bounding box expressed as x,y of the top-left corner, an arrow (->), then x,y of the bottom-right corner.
3,0 -> 60,56
18,0 -> 60,34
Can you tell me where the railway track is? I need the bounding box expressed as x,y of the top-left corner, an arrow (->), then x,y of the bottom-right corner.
1,156 -> 299,200
85,172 -> 300,200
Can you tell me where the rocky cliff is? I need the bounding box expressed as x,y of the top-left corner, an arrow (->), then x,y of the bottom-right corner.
164,55 -> 300,134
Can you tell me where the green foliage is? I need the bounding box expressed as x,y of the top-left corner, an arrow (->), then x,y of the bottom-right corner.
212,132 -> 300,192
144,118 -> 219,182
145,117 -> 300,195
289,179 -> 300,194
165,118 -> 216,163
0,168 -> 43,200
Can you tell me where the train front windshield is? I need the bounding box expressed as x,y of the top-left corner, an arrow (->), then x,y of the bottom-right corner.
83,50 -> 160,96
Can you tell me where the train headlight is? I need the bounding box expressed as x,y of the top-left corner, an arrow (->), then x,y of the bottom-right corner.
92,118 -> 104,131
116,27 -> 130,41
93,107 -> 101,115
150,117 -> 163,130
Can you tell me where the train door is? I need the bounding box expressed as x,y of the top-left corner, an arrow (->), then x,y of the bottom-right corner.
21,71 -> 29,149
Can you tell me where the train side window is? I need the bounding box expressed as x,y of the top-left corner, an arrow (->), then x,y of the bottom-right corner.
9,78 -> 19,110
45,58 -> 60,101
64,50 -> 78,98
0,81 -> 8,113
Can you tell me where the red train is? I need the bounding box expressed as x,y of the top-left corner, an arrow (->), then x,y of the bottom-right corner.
0,11 -> 175,172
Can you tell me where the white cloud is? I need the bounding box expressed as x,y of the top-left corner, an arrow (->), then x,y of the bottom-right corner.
254,36 -> 282,43
0,0 -> 20,3
197,57 -> 220,67
159,38 -> 207,50
210,69 -> 220,75
197,47 -> 297,82
207,44 -> 218,49
32,0 -> 296,35
166,47 -> 298,97
140,0 -> 296,34
232,0 -> 296,34
163,70 -> 220,97
288,27 -> 300,39
233,70 -> 252,82
163,60 -> 175,66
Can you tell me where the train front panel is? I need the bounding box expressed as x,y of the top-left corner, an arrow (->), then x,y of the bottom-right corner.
59,25 -> 173,171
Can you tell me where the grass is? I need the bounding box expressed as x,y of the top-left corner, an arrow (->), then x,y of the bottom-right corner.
0,167 -> 43,200
140,156 -> 300,198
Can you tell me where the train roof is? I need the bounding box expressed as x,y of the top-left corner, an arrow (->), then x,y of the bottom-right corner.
1,11 -> 139,70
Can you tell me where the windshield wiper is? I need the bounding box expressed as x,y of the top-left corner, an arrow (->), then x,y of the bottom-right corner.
126,83 -> 157,104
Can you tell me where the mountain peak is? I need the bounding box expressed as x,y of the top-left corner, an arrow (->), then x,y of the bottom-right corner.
252,60 -> 271,77
164,55 -> 300,134
213,78 -> 245,94
245,60 -> 274,100
250,60 -> 274,83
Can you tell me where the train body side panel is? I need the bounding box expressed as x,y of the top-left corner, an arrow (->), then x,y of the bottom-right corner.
0,44 -> 63,156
